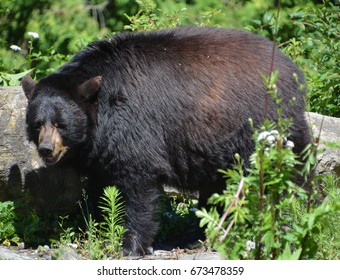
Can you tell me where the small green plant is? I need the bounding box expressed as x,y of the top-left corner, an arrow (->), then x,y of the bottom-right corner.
0,201 -> 20,246
78,186 -> 126,259
78,210 -> 103,259
98,186 -> 127,258
51,215 -> 77,247
311,173 -> 340,259
196,123 -> 311,259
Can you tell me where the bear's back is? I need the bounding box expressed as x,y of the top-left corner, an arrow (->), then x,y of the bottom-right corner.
59,27 -> 308,179
61,26 -> 305,125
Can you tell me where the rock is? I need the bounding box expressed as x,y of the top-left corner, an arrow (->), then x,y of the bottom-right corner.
178,251 -> 222,260
0,246 -> 33,260
0,245 -> 84,260
51,245 -> 84,260
0,86 -> 82,214
123,248 -> 222,260
306,112 -> 340,177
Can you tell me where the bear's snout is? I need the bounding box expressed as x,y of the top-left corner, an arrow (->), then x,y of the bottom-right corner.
37,124 -> 68,165
38,143 -> 54,157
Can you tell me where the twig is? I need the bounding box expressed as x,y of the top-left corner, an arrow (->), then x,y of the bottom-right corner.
212,177 -> 245,243
219,219 -> 235,243
265,0 -> 281,119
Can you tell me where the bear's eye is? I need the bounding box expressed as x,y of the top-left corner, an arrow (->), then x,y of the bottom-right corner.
33,121 -> 42,131
54,122 -> 66,130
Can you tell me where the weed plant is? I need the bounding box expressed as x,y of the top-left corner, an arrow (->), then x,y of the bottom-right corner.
0,201 -> 20,246
78,186 -> 126,259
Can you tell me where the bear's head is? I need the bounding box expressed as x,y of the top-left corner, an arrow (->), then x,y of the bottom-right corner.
22,74 -> 102,166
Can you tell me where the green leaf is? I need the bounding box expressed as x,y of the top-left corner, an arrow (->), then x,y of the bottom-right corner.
284,232 -> 298,243
0,69 -> 33,86
262,231 -> 275,248
324,141 -> 340,149
278,243 -> 302,260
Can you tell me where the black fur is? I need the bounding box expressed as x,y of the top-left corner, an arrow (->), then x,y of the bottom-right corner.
23,26 -> 311,255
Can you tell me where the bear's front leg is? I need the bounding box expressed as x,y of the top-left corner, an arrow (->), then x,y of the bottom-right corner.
120,185 -> 163,256
87,168 -> 161,256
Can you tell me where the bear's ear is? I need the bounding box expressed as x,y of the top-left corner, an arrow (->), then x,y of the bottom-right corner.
22,75 -> 36,100
78,76 -> 102,102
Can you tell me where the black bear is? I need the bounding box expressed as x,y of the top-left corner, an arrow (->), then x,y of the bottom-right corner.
22,26 -> 311,256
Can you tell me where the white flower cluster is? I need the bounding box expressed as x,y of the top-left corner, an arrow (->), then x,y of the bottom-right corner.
246,240 -> 256,251
285,140 -> 295,150
68,243 -> 78,249
257,130 -> 279,146
244,240 -> 256,258
257,130 -> 294,150
10,45 -> 22,51
28,31 -> 40,39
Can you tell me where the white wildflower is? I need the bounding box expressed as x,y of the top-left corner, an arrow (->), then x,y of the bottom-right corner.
258,130 -> 280,146
27,31 -> 40,39
10,45 -> 21,51
68,243 -> 78,249
246,240 -> 256,251
266,135 -> 276,145
18,242 -> 25,249
285,140 -> 295,150
270,130 -> 279,137
257,131 -> 270,142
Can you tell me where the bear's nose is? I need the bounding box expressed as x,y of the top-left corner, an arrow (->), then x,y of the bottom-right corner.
38,144 -> 54,157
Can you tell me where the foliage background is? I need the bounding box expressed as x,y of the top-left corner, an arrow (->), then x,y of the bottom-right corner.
0,0 -> 339,117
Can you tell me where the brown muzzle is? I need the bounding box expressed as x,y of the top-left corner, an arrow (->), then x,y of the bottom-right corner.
38,124 -> 67,165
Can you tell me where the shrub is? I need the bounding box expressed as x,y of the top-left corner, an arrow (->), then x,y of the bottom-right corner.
283,1 -> 340,117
